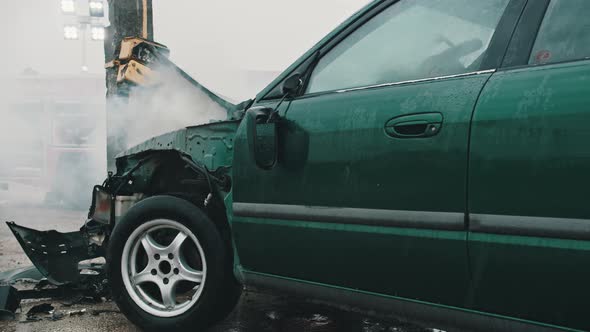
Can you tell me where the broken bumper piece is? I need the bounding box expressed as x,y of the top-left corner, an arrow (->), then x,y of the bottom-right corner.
6,222 -> 102,285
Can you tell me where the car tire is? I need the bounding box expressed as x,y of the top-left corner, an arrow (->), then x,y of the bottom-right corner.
107,195 -> 240,331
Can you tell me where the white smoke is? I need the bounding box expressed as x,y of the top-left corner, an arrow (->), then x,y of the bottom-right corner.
0,60 -> 230,210
0,75 -> 107,209
108,63 -> 228,150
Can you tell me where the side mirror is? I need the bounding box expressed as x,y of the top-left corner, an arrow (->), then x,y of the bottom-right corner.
280,73 -> 302,96
245,107 -> 278,170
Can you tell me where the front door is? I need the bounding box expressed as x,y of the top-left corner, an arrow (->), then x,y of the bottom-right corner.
233,0 -> 515,307
468,0 -> 590,329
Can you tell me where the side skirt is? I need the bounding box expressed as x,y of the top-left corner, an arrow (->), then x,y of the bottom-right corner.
242,271 -> 570,332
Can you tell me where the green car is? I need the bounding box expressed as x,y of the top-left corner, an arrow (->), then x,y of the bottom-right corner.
12,0 -> 590,330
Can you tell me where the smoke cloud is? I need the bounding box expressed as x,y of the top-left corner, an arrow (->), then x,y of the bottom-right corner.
108,63 -> 229,152
0,75 -> 106,209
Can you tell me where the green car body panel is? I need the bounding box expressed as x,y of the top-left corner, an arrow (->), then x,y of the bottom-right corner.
468,60 -> 590,330
105,0 -> 590,330
116,120 -> 240,171
232,73 -> 494,308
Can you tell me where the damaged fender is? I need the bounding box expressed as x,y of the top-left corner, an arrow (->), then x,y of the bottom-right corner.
5,119 -> 240,288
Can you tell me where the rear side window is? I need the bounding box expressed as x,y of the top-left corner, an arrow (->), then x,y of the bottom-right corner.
306,0 -> 510,94
529,0 -> 590,65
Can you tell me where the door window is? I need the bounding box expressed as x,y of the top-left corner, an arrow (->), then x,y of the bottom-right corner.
529,0 -> 590,65
306,0 -> 510,94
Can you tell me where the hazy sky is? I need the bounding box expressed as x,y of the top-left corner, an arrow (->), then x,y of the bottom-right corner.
0,0 -> 106,76
154,0 -> 370,98
0,0 -> 370,99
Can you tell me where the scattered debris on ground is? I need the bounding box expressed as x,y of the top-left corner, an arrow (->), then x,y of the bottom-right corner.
0,286 -> 19,320
67,308 -> 86,317
50,310 -> 65,321
90,309 -> 120,316
25,303 -> 54,318
61,295 -> 102,307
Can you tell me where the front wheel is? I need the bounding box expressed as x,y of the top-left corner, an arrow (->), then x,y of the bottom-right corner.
107,195 -> 239,331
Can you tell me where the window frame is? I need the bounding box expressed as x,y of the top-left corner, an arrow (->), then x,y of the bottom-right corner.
259,0 -> 397,101
498,0 -> 590,69
524,0 -> 590,68
303,0 -> 527,97
501,0 -> 550,69
260,0 -> 525,101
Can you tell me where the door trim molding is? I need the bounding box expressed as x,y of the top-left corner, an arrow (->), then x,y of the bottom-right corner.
298,69 -> 496,100
470,214 -> 590,240
233,203 -> 464,230
332,69 -> 496,94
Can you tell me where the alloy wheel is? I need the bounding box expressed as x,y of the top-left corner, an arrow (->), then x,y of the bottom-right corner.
121,219 -> 207,317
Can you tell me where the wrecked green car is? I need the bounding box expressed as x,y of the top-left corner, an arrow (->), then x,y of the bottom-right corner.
8,0 -> 590,330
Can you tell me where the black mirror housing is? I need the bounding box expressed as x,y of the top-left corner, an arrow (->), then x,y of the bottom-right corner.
280,73 -> 302,96
245,107 -> 278,170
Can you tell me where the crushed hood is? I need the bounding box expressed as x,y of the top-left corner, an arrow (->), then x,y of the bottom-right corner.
116,120 -> 241,171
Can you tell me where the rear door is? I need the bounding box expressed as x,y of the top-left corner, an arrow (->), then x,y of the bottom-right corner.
468,0 -> 590,329
233,0 -> 520,308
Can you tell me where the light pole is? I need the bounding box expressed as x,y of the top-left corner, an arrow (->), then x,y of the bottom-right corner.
60,0 -> 107,72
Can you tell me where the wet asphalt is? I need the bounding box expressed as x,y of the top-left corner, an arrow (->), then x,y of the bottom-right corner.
0,290 -> 431,332
211,291 -> 430,332
0,183 -> 435,332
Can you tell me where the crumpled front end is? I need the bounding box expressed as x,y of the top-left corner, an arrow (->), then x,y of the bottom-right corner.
4,120 -> 240,288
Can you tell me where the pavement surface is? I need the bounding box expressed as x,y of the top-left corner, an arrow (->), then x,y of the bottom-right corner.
0,182 -> 436,332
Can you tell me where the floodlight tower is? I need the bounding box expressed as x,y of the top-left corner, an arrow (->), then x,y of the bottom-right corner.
60,0 -> 107,72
